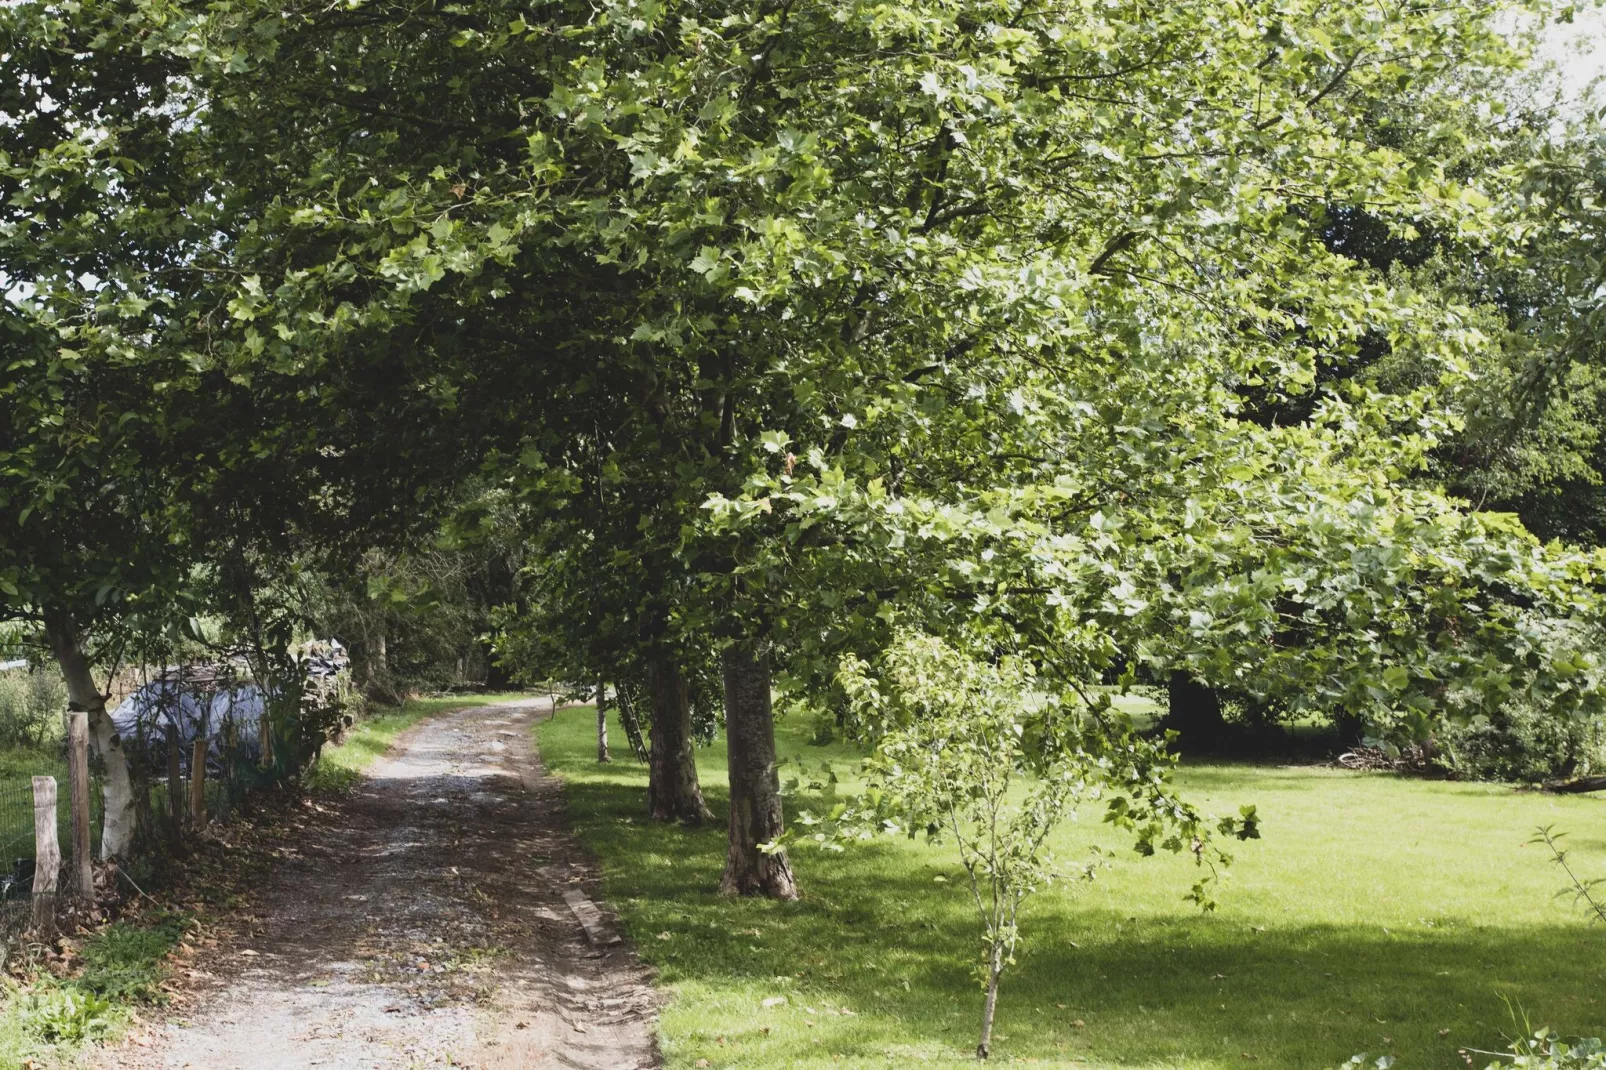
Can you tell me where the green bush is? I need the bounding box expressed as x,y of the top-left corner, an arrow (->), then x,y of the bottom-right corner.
1435,701 -> 1606,783
0,668 -> 65,749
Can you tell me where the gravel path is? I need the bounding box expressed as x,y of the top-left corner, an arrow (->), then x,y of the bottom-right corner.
100,699 -> 658,1070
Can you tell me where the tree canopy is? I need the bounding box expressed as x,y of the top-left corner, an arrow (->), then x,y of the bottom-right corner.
3,0 -> 1604,888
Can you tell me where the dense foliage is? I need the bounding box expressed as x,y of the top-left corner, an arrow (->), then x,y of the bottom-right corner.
3,0 -> 1605,884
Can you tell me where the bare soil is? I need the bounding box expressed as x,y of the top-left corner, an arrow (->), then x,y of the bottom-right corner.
98,699 -> 658,1070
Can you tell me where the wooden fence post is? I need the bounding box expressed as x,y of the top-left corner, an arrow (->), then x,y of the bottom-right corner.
221,721 -> 237,821
258,710 -> 273,770
190,737 -> 208,827
66,712 -> 93,901
165,724 -> 184,850
31,776 -> 59,936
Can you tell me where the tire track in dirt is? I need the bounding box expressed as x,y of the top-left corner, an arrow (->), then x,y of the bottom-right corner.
99,699 -> 658,1070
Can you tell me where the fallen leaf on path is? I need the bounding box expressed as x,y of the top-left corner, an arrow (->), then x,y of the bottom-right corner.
761,997 -> 787,1008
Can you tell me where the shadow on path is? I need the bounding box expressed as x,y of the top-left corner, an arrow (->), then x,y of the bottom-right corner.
100,700 -> 657,1070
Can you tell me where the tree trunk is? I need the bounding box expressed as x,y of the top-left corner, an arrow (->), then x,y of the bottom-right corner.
596,677 -> 611,763
977,946 -> 1004,1059
1332,710 -> 1367,749
1164,671 -> 1225,749
646,653 -> 714,825
717,642 -> 797,899
482,639 -> 513,691
361,629 -> 399,704
45,612 -> 138,860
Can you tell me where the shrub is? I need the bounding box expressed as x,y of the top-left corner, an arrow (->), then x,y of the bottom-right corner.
1435,701 -> 1606,783
0,668 -> 65,749
835,633 -> 1258,1060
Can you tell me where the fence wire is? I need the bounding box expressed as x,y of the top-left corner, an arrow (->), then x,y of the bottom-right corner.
0,771 -> 105,933
0,654 -> 345,939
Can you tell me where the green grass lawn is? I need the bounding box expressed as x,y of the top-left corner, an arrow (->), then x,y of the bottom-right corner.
306,691 -> 533,791
538,706 -> 1606,1069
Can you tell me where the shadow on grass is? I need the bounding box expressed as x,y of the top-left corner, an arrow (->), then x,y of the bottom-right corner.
539,710 -> 1605,1069
567,786 -> 1601,1066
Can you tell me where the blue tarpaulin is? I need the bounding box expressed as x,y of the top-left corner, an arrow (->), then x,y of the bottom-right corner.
108,679 -> 269,771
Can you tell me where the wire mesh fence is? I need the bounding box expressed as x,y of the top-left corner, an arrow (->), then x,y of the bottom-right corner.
0,769 -> 105,932
0,731 -> 283,937
137,727 -> 280,835
0,650 -> 351,938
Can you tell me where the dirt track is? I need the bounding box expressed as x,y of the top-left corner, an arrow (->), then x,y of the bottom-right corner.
99,699 -> 658,1070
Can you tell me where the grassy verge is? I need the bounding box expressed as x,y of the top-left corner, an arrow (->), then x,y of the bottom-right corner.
306,691 -> 534,792
539,705 -> 1606,1069
0,913 -> 187,1066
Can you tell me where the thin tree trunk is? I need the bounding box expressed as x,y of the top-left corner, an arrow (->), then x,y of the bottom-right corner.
718,642 -> 797,899
45,611 -> 137,860
596,677 -> 611,763
646,653 -> 713,825
977,946 -> 1004,1058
